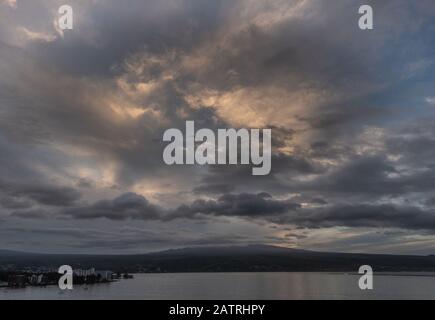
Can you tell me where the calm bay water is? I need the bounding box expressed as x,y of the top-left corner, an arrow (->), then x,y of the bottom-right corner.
1,272 -> 435,300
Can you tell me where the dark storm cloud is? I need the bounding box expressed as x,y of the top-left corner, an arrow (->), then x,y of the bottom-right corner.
287,204 -> 435,231
64,192 -> 163,220
197,153 -> 320,186
11,209 -> 49,219
172,193 -> 301,219
297,154 -> 435,200
61,192 -> 300,221
0,195 -> 33,210
304,155 -> 398,195
57,190 -> 435,234
300,105 -> 386,134
0,180 -> 81,207
272,153 -> 322,175
191,151 -> 325,197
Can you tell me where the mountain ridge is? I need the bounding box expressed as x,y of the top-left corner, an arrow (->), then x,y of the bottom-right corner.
1,245 -> 435,273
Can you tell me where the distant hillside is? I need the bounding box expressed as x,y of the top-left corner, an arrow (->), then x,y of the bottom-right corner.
0,250 -> 39,256
1,245 -> 435,273
153,245 -> 309,256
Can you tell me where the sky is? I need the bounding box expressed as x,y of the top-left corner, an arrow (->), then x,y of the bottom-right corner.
1,0 -> 435,255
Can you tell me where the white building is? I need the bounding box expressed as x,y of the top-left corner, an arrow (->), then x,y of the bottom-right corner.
95,270 -> 113,281
74,268 -> 95,277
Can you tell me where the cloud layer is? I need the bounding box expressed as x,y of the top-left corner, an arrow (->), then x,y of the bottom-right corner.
1,0 -> 435,254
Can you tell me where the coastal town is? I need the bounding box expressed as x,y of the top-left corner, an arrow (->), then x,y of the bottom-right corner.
0,267 -> 133,288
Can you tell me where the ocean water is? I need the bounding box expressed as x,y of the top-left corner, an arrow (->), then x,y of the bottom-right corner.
1,272 -> 435,300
